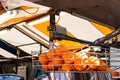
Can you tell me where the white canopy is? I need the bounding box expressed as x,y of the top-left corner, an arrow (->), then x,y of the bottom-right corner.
0,0 -> 113,58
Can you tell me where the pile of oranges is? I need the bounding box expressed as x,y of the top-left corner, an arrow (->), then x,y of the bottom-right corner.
38,47 -> 111,72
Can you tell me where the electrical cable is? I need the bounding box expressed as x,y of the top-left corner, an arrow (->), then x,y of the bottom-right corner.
54,33 -> 94,45
20,7 -> 39,14
55,15 -> 60,24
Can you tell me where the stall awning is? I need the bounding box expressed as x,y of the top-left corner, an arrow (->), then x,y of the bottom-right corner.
0,0 -> 114,58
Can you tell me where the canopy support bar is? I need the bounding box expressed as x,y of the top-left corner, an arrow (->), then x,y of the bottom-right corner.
14,25 -> 49,48
94,28 -> 120,45
16,42 -> 37,47
54,33 -> 110,47
48,9 -> 58,49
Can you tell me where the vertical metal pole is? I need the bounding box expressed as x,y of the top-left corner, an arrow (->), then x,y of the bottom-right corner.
16,48 -> 20,74
17,48 -> 20,59
48,9 -> 56,49
48,9 -> 56,77
40,44 -> 42,54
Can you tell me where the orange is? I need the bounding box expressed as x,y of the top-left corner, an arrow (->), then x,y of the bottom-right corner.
47,49 -> 55,60
74,59 -> 87,71
47,61 -> 57,70
61,64 -> 73,71
87,56 -> 100,69
47,48 -> 68,59
75,52 -> 91,60
96,60 -> 107,71
106,67 -> 112,72
58,67 -> 62,71
54,47 -> 69,57
83,59 -> 89,64
53,56 -> 64,68
62,51 -> 75,64
41,65 -> 48,71
86,68 -> 94,71
39,53 -> 49,65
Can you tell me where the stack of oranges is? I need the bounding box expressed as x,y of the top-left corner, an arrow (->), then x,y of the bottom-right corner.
38,47 -> 111,72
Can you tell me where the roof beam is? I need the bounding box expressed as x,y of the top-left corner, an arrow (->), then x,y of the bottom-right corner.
0,39 -> 29,57
22,25 -> 49,43
14,25 -> 49,48
16,42 -> 37,47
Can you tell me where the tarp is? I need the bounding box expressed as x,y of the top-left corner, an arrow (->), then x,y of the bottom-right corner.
28,12 -> 113,48
0,0 -> 114,58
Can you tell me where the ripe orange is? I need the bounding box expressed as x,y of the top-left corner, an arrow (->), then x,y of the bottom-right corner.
54,47 -> 69,57
86,68 -> 94,71
47,48 -> 68,59
47,49 -> 55,60
47,61 -> 57,70
62,51 -> 75,64
96,60 -> 107,71
61,64 -> 73,71
106,67 -> 112,72
53,56 -> 64,68
39,53 -> 49,65
55,47 -> 69,53
41,65 -> 48,71
58,67 -> 62,71
87,56 -> 100,69
83,59 -> 89,64
74,59 -> 87,71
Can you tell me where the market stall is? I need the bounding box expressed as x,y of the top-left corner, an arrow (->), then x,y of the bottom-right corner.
0,0 -> 120,80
